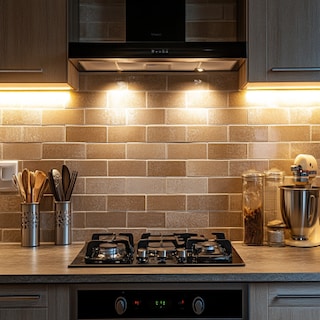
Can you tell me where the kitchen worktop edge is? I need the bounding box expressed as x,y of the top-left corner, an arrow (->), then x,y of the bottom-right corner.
0,242 -> 319,284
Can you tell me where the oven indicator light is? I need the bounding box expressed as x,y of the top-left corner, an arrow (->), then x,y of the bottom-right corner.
133,300 -> 141,307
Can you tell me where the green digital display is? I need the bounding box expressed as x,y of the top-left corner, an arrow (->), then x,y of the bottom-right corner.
155,299 -> 166,308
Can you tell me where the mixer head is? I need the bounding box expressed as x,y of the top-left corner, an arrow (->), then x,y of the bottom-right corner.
291,154 -> 318,186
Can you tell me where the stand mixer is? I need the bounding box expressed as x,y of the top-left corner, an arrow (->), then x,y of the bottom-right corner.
280,154 -> 320,247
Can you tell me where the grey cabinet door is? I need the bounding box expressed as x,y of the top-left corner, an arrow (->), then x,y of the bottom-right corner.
248,0 -> 320,83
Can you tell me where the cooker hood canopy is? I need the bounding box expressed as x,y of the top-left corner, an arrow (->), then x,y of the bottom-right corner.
69,0 -> 246,72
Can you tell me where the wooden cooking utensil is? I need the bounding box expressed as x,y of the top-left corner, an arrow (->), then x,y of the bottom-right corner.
33,170 -> 47,203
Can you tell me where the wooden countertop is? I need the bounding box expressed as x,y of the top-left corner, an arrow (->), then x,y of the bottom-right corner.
1,242 -> 320,284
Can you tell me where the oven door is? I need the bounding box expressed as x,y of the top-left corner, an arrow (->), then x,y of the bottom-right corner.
70,282 -> 248,319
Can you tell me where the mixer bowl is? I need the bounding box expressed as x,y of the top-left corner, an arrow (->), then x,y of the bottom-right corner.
280,186 -> 320,240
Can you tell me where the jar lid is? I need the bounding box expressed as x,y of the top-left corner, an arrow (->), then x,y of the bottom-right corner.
242,169 -> 264,178
264,168 -> 285,180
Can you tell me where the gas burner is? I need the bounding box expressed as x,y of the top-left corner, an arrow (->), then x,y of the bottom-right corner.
84,233 -> 134,264
69,232 -> 245,267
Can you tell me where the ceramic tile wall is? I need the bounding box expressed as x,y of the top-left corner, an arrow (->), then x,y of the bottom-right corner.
1,72 -> 320,243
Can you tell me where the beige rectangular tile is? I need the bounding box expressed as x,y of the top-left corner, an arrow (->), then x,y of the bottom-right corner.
107,195 -> 145,211
87,143 -> 126,159
86,177 -> 126,194
209,211 -> 242,228
187,126 -> 227,142
208,109 -> 248,125
229,160 -> 269,176
148,92 -> 185,108
249,143 -> 290,159
147,126 -> 186,143
4,143 -> 42,160
187,160 -> 229,177
0,212 -> 20,227
127,74 -> 167,91
72,195 -> 107,212
127,212 -> 165,228
127,144 -> 166,159
147,195 -> 186,211
269,126 -> 310,142
3,110 -> 41,125
85,109 -> 126,125
42,109 -> 84,125
0,127 -> 22,142
208,177 -> 242,193
86,212 -> 126,228
291,143 -> 320,159
25,127 -> 65,142
148,161 -> 186,176
108,126 -> 146,142
167,109 -> 208,125
167,143 -> 207,159
126,178 -> 166,194
65,160 -> 108,176
186,91 -> 228,108
187,195 -> 228,211
230,126 -> 268,142
166,178 -> 207,194
167,75 -> 209,91
208,143 -> 247,159
66,126 -> 107,143
166,211 -> 209,228
43,143 -> 86,159
108,91 -> 146,108
109,160 -> 146,176
127,109 -> 165,125
248,108 -> 289,125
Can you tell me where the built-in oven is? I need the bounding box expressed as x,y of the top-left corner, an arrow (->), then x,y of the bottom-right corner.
70,282 -> 248,319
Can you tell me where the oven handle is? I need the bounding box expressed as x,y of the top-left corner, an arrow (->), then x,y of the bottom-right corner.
276,294 -> 320,299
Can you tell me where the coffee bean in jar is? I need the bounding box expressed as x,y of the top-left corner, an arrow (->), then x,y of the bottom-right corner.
242,170 -> 265,245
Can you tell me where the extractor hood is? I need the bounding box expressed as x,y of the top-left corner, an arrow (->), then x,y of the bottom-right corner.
68,0 -> 246,72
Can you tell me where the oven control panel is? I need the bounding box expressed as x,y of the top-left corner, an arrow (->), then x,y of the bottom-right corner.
75,287 -> 247,319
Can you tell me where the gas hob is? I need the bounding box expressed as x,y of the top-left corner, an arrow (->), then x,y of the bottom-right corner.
69,232 -> 245,267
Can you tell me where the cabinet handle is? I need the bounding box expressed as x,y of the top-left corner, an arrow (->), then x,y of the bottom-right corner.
276,294 -> 320,299
0,295 -> 41,301
0,69 -> 43,73
271,67 -> 320,72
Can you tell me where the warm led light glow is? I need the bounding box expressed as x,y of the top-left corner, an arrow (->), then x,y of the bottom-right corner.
245,90 -> 320,106
0,91 -> 70,108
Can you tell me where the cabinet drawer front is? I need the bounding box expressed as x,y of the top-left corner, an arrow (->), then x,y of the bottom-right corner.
0,308 -> 47,320
269,283 -> 320,307
0,285 -> 47,308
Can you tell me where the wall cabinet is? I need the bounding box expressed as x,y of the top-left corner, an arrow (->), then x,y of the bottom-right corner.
250,283 -> 320,320
0,284 -> 69,320
244,0 -> 320,88
0,0 -> 77,89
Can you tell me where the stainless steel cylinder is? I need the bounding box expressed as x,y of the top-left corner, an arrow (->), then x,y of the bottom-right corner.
280,186 -> 320,240
21,203 -> 40,247
55,201 -> 72,245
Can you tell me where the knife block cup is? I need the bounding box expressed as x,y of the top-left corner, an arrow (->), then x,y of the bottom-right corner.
54,201 -> 72,245
21,203 -> 40,247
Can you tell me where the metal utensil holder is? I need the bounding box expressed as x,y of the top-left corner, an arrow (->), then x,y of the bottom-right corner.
55,201 -> 72,245
21,203 -> 40,247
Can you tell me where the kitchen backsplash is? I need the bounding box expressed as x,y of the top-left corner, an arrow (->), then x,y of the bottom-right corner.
0,72 -> 320,243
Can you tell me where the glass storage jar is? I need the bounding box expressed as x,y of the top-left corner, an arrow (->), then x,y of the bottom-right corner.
242,170 -> 265,245
264,168 -> 285,243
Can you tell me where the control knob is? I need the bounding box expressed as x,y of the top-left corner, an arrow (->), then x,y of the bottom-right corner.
192,296 -> 205,315
115,296 -> 127,315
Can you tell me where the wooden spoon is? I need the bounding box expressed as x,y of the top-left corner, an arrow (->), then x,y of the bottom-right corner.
22,168 -> 31,203
33,170 -> 47,203
15,172 -> 26,202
